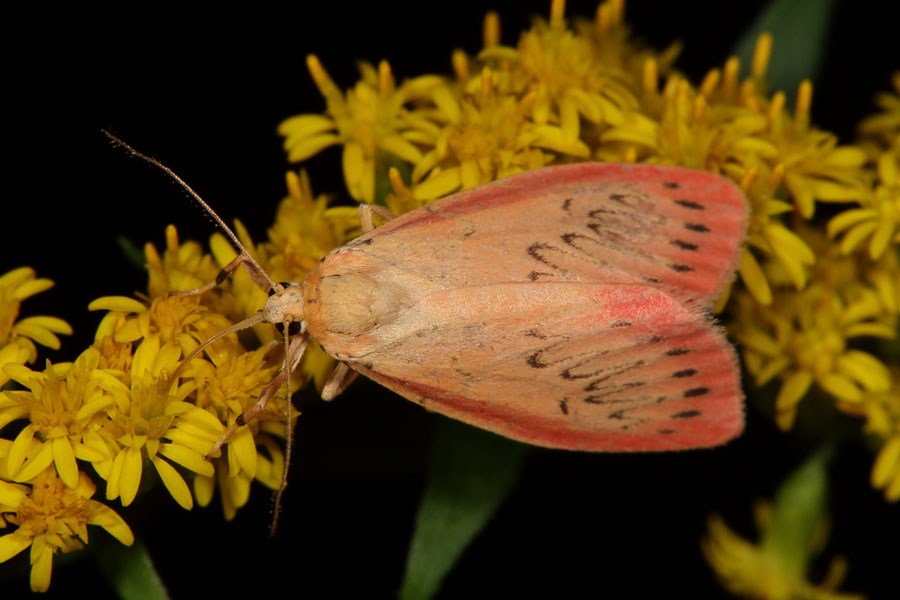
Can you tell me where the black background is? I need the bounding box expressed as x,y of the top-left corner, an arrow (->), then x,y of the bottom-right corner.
3,1 -> 898,598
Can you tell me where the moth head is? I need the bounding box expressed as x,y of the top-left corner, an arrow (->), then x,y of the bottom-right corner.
263,281 -> 307,334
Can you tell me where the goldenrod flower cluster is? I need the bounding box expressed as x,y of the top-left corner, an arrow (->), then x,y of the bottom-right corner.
281,0 -> 899,499
277,0 -> 896,596
1,0 -> 896,593
0,178 -> 357,589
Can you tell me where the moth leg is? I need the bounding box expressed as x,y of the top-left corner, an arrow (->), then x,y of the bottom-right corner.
321,362 -> 359,401
358,204 -> 396,233
205,333 -> 308,460
170,250 -> 274,297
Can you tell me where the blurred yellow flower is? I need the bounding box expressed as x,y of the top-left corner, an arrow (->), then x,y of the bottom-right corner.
0,467 -> 132,592
0,267 -> 71,388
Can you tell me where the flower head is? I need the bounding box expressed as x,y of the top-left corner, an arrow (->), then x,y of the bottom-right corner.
0,268 -> 71,388
0,466 -> 132,592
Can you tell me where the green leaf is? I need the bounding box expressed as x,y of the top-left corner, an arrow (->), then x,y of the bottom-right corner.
761,445 -> 833,578
97,538 -> 170,600
733,0 -> 838,101
117,235 -> 146,270
400,418 -> 528,600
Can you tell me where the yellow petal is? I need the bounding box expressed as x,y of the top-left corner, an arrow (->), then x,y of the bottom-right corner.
278,114 -> 336,140
819,373 -> 863,402
827,208 -> 877,237
872,436 -> 900,488
286,133 -> 342,163
380,135 -> 423,164
193,474 -> 215,507
776,370 -> 813,413
87,505 -> 134,546
837,350 -> 891,392
14,440 -> 54,483
152,456 -> 193,510
0,531 -> 31,563
0,267 -> 35,288
118,447 -> 144,506
0,480 -> 27,507
230,425 -> 257,480
7,426 -> 35,477
840,221 -> 878,255
10,322 -> 60,349
88,296 -> 146,313
158,443 -> 214,477
869,219 -> 895,259
739,249 -> 772,305
52,437 -> 79,488
414,168 -> 462,200
30,544 -> 53,592
113,318 -> 143,343
14,278 -> 54,300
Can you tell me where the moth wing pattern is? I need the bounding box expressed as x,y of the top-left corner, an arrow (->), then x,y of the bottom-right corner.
307,163 -> 747,451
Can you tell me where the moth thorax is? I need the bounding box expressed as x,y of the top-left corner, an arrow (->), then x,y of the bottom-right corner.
262,283 -> 305,326
316,272 -> 406,336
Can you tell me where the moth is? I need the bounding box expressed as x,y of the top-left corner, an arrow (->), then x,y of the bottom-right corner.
106,133 -> 746,460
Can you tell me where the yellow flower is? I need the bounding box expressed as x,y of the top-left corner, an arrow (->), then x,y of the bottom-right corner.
0,467 -> 133,592
184,343 -> 294,519
858,72 -> 900,154
703,450 -> 861,600
0,267 -> 71,387
263,170 -> 360,284
828,151 -> 900,259
731,280 -> 893,430
279,56 -> 446,203
1,350 -> 110,488
97,333 -> 219,509
703,514 -> 861,600
411,69 -> 560,200
864,373 -> 900,501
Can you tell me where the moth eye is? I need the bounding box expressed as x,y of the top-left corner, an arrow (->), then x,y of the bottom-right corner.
275,321 -> 303,336
268,287 -> 277,297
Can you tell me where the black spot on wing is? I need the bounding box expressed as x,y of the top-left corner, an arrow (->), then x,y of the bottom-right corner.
685,222 -> 710,233
672,368 -> 698,378
675,199 -> 705,210
671,239 -> 698,251
662,181 -> 681,189
561,198 -> 573,213
684,387 -> 709,397
669,264 -> 694,272
559,399 -> 569,415
657,429 -> 676,435
673,410 -> 701,419
666,348 -> 691,356
610,320 -> 632,328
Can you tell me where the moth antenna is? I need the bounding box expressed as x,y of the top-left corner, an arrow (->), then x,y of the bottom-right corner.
102,129 -> 278,291
269,323 -> 294,536
169,312 -> 266,384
